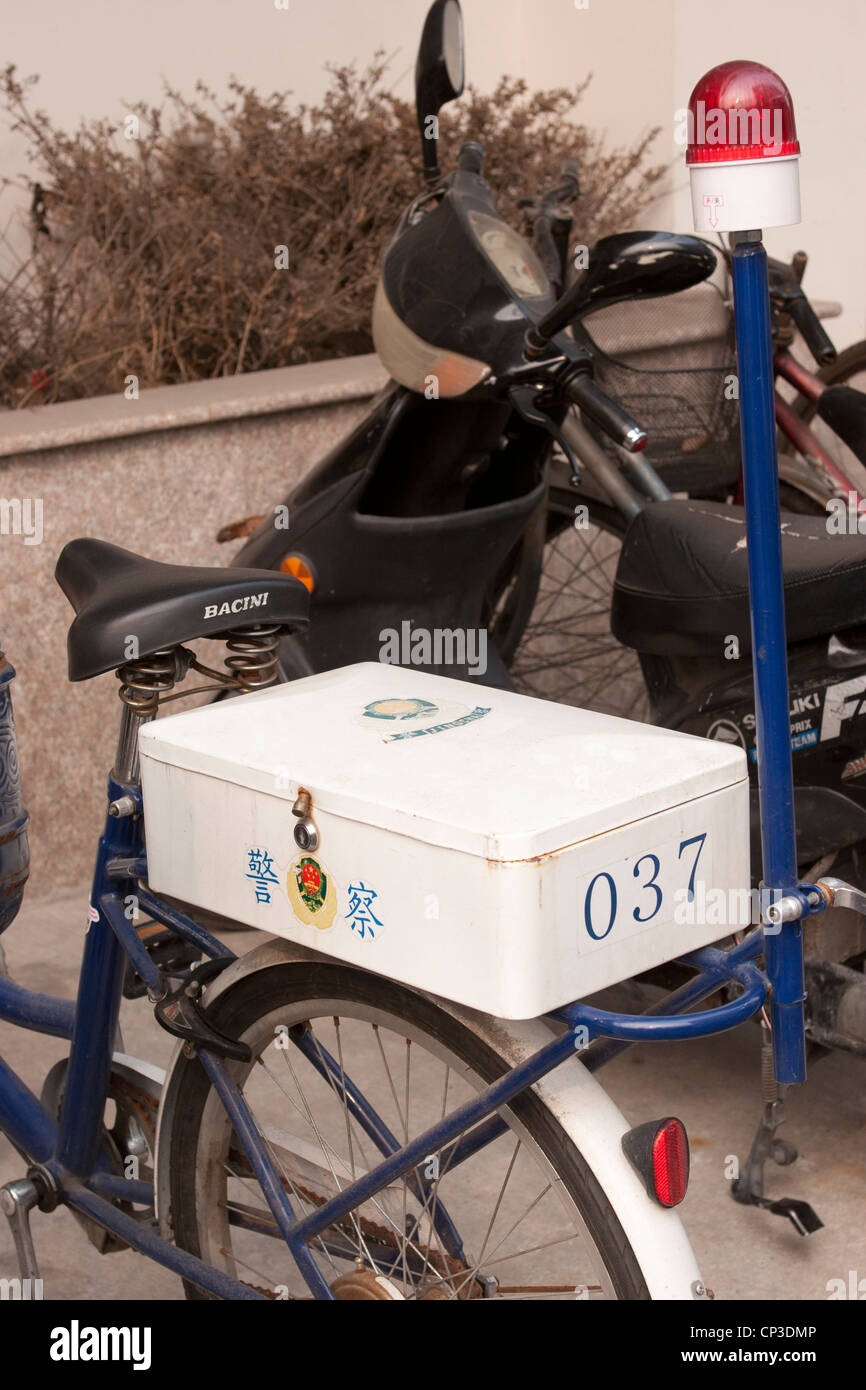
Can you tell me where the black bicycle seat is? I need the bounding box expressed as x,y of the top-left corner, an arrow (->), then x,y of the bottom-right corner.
56,538 -> 309,681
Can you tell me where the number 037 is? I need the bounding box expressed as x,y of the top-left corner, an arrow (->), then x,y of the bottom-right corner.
581,833 -> 707,942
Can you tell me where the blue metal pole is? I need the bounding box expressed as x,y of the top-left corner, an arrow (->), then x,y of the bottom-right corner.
730,234 -> 806,1084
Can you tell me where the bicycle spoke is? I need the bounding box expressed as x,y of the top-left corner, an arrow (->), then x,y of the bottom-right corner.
273,1043 -> 377,1269
373,1022 -> 407,1135
473,1138 -> 522,1271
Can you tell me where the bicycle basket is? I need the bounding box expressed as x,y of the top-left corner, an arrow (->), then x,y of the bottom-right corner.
576,284 -> 741,493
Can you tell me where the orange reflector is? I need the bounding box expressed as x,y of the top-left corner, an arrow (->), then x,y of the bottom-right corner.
280,555 -> 315,592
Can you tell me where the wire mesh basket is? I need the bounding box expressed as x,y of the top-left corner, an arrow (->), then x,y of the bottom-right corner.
576,285 -> 742,491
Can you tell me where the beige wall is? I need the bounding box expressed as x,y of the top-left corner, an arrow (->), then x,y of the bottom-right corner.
4,1 -> 672,153
5,0 -> 861,342
2,0 -> 676,265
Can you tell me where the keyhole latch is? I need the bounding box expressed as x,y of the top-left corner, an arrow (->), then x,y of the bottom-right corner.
292,787 -> 319,852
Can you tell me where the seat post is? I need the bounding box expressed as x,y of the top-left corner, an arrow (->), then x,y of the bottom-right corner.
112,703 -> 153,785
112,648 -> 180,785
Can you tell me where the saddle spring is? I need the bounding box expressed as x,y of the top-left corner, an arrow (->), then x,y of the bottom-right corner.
116,650 -> 179,715
115,625 -> 282,715
222,623 -> 282,690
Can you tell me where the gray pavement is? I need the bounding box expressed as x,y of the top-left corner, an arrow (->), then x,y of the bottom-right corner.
1,888 -> 865,1302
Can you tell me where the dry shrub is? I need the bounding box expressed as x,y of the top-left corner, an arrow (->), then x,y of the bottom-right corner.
0,60 -> 665,408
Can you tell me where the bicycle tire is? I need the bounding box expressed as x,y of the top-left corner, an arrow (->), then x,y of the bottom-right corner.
167,960 -> 651,1301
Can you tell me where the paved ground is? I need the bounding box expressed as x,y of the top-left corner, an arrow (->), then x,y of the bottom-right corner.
1,888 -> 865,1302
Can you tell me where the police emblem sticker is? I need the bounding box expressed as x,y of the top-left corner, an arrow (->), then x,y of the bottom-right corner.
287,856 -> 338,930
356,697 -> 491,743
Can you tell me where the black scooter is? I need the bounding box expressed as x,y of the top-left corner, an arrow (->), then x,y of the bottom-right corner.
231,0 -> 866,1074
229,0 -> 709,686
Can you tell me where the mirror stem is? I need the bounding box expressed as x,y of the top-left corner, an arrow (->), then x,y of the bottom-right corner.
525,276 -> 587,358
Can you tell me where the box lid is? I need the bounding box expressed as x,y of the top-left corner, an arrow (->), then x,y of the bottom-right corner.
138,663 -> 747,861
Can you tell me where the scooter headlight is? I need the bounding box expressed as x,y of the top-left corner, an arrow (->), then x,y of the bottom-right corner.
371,280 -> 491,397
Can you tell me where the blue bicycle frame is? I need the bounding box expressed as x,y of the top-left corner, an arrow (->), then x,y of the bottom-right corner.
0,762 -> 775,1300
0,235 -> 825,1301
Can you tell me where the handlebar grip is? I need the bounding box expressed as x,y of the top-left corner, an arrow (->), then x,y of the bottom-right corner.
559,157 -> 580,197
565,374 -> 647,453
789,295 -> 837,365
457,142 -> 485,174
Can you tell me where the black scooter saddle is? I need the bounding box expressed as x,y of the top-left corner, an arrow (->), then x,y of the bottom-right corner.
56,538 -> 309,681
612,500 -> 866,657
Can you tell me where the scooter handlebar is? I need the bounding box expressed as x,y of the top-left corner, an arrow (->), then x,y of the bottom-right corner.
564,373 -> 648,454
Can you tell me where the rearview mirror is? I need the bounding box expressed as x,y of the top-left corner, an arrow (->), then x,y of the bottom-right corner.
526,231 -> 717,355
415,0 -> 465,186
566,231 -> 718,320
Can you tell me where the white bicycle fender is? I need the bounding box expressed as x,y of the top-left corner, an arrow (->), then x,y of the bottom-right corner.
154,936 -> 704,1300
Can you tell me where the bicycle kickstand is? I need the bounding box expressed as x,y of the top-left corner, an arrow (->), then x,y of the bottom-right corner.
731,1021 -> 823,1236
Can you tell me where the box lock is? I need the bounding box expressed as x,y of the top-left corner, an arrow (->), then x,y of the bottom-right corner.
292,787 -> 319,852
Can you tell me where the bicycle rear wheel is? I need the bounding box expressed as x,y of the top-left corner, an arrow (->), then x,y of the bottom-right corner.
167,961 -> 650,1300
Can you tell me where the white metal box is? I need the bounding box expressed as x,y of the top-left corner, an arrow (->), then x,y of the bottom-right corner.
138,663 -> 749,1018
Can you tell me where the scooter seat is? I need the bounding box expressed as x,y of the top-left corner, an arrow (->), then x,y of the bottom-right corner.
611,499 -> 866,656
56,538 -> 309,681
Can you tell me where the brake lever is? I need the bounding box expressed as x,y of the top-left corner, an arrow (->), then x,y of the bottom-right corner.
509,384 -> 580,484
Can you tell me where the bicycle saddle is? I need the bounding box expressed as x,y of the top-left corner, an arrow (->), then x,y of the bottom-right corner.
55,538 -> 309,681
816,386 -> 866,468
611,499 -> 866,657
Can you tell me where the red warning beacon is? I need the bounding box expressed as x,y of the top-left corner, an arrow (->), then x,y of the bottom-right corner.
686,60 -> 801,233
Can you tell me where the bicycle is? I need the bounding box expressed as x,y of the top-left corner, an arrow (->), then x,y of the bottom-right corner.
0,532 -> 794,1301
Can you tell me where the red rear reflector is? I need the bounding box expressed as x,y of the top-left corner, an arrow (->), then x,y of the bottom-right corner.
652,1119 -> 689,1207
621,1116 -> 690,1207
